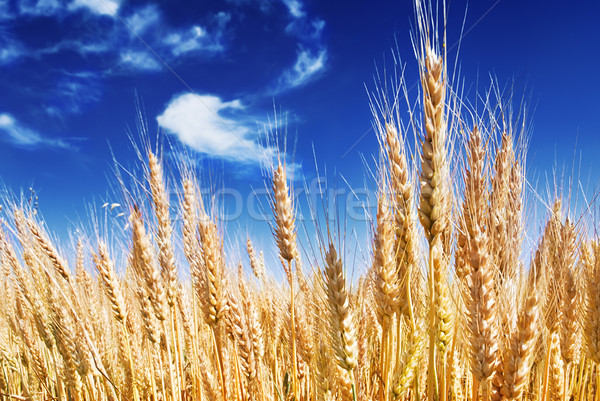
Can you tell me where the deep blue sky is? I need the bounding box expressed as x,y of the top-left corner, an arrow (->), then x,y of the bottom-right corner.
0,0 -> 599,253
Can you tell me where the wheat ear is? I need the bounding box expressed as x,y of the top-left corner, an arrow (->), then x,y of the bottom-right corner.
384,123 -> 419,324
372,193 -> 399,399
459,126 -> 500,399
197,210 -> 228,401
147,151 -> 178,307
130,207 -> 166,322
488,133 -> 514,279
271,162 -> 298,263
499,279 -> 540,400
93,243 -> 126,324
324,243 -> 358,376
418,44 -> 454,401
559,220 -> 580,365
583,241 -> 600,364
271,160 -> 300,400
26,218 -> 71,281
373,194 -> 400,328
247,237 -> 265,282
548,330 -> 565,400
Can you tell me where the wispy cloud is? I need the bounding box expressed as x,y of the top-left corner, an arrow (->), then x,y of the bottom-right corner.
164,26 -> 214,56
44,71 -> 102,116
157,93 -> 274,164
272,0 -> 328,93
282,0 -> 304,18
119,50 -> 161,71
163,12 -> 231,56
0,2 -> 232,117
0,43 -> 22,65
0,113 -> 75,150
285,16 -> 324,40
18,0 -> 120,17
125,4 -> 160,35
18,0 -> 62,16
37,39 -> 110,56
276,48 -> 326,92
68,0 -> 121,16
3,2 -> 227,71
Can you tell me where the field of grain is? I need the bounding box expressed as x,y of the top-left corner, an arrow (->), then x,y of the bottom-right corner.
0,1 -> 597,401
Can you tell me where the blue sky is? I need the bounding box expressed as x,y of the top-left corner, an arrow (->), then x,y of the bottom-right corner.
0,0 -> 599,260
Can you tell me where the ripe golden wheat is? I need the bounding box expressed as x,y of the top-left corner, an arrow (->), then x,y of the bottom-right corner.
0,2 -> 598,401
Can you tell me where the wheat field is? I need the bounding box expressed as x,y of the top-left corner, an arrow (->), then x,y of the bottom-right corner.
0,1 -> 598,401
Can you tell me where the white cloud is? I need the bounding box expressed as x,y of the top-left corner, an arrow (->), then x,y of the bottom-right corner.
164,26 -> 208,56
38,39 -> 110,56
274,0 -> 327,94
125,4 -> 160,35
163,12 -> 230,56
277,48 -> 326,91
282,0 -> 304,18
0,113 -> 74,150
18,0 -> 61,16
157,93 -> 274,164
165,24 -> 226,55
0,44 -> 22,64
2,4 -> 231,75
119,50 -> 161,71
18,0 -> 120,16
285,17 -> 325,42
69,0 -> 121,16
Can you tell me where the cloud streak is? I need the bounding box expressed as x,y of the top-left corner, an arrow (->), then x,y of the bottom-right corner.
0,113 -> 76,150
44,71 -> 102,117
125,4 -> 160,35
69,0 -> 121,16
119,50 -> 161,71
277,48 -> 326,91
271,0 -> 328,93
163,12 -> 231,56
18,0 -> 121,17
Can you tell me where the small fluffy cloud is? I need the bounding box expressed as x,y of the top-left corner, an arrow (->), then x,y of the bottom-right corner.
0,113 -> 74,150
157,93 -> 273,164
119,50 -> 161,71
277,48 -> 326,91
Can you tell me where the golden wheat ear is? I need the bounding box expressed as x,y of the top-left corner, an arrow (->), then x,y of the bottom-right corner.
323,243 -> 358,373
271,162 -> 298,264
383,123 -> 420,324
246,237 -> 266,283
147,151 -> 178,308
499,277 -> 540,400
